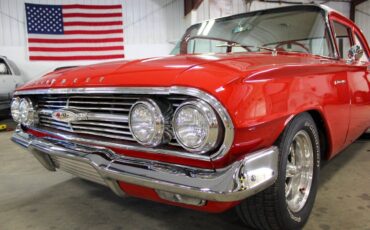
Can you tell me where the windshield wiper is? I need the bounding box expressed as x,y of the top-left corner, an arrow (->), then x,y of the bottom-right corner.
216,42 -> 251,49
216,42 -> 277,56
258,46 -> 278,56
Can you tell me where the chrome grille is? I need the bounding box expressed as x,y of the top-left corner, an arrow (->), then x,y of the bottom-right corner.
36,94 -> 190,148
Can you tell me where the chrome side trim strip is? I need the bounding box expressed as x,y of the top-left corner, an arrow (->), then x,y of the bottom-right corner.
15,86 -> 235,161
12,130 -> 278,202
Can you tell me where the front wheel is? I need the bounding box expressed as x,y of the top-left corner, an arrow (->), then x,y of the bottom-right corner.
237,113 -> 321,230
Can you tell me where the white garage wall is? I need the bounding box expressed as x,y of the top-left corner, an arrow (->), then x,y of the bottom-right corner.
0,0 -> 353,82
355,1 -> 370,42
0,0 -> 186,80
187,0 -> 350,24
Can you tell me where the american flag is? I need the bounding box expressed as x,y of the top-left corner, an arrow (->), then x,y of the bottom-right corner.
25,3 -> 124,61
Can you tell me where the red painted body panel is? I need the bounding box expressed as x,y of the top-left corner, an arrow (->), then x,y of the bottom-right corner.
21,53 -> 370,167
17,7 -> 370,213
118,182 -> 240,213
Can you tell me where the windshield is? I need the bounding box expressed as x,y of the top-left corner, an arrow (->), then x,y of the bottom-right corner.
174,6 -> 334,57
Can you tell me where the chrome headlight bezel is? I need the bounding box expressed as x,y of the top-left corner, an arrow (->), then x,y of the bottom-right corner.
10,97 -> 21,123
172,99 -> 220,153
128,98 -> 169,147
18,97 -> 36,126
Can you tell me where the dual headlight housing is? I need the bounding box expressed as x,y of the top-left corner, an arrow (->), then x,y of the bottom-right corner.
11,97 -> 36,126
11,95 -> 222,154
129,98 -> 221,154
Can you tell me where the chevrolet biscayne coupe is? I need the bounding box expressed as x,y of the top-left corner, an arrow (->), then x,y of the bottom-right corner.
11,5 -> 370,230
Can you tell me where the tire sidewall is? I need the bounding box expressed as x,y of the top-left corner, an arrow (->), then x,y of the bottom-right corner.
276,113 -> 321,228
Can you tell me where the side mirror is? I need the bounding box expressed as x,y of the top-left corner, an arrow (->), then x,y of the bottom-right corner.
347,45 -> 364,63
0,63 -> 7,74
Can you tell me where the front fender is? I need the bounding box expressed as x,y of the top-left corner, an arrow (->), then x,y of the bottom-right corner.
206,64 -> 348,168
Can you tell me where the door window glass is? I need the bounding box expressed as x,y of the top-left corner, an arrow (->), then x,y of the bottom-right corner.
0,59 -> 12,75
354,33 -> 369,62
333,21 -> 352,59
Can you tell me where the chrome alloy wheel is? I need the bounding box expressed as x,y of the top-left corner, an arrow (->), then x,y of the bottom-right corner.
285,130 -> 314,212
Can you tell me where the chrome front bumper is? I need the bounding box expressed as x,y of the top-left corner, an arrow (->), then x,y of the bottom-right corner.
12,128 -> 279,203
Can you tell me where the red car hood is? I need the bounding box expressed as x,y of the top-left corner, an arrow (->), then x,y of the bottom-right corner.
17,53 -> 327,91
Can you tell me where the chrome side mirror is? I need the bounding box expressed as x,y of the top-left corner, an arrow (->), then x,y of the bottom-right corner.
347,45 -> 364,63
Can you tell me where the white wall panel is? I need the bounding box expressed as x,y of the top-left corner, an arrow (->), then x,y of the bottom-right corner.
0,0 -> 354,82
356,1 -> 370,42
190,0 -> 350,23
0,0 -> 185,80
0,0 -> 185,46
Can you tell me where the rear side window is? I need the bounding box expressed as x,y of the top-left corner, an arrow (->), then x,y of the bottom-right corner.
354,33 -> 369,62
333,21 -> 352,59
0,58 -> 12,75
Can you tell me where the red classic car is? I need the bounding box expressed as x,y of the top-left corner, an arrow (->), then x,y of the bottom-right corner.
11,4 -> 370,230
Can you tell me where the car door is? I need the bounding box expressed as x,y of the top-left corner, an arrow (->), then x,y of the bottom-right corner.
344,28 -> 370,143
331,16 -> 370,145
326,19 -> 352,152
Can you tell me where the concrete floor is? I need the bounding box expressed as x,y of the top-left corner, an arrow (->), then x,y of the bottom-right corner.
0,127 -> 369,230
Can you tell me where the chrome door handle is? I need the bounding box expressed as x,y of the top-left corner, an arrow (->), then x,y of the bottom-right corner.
334,80 -> 346,85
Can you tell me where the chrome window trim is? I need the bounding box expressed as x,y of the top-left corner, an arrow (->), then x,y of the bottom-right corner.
15,86 -> 234,162
323,7 -> 340,60
178,4 -> 339,60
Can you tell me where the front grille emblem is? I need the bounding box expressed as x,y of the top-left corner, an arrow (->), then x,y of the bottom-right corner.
52,109 -> 88,123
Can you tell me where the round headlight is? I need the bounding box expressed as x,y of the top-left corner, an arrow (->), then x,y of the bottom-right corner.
172,100 -> 220,153
10,97 -> 21,123
19,98 -> 35,126
129,99 -> 167,147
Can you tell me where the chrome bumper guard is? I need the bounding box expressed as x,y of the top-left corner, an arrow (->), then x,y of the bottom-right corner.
12,128 -> 279,203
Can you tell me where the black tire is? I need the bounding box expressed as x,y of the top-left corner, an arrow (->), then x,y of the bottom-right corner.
236,112 -> 321,230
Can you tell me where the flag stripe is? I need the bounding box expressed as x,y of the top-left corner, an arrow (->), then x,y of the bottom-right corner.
30,50 -> 124,56
63,13 -> 122,18
28,33 -> 122,39
63,4 -> 122,10
62,8 -> 122,14
30,54 -> 125,61
29,46 -> 124,52
62,17 -> 122,22
28,42 -> 124,48
63,25 -> 123,31
28,38 -> 123,43
64,29 -> 123,35
63,21 -> 123,26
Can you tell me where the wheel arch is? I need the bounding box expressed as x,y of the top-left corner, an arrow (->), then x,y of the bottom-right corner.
283,110 -> 332,161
